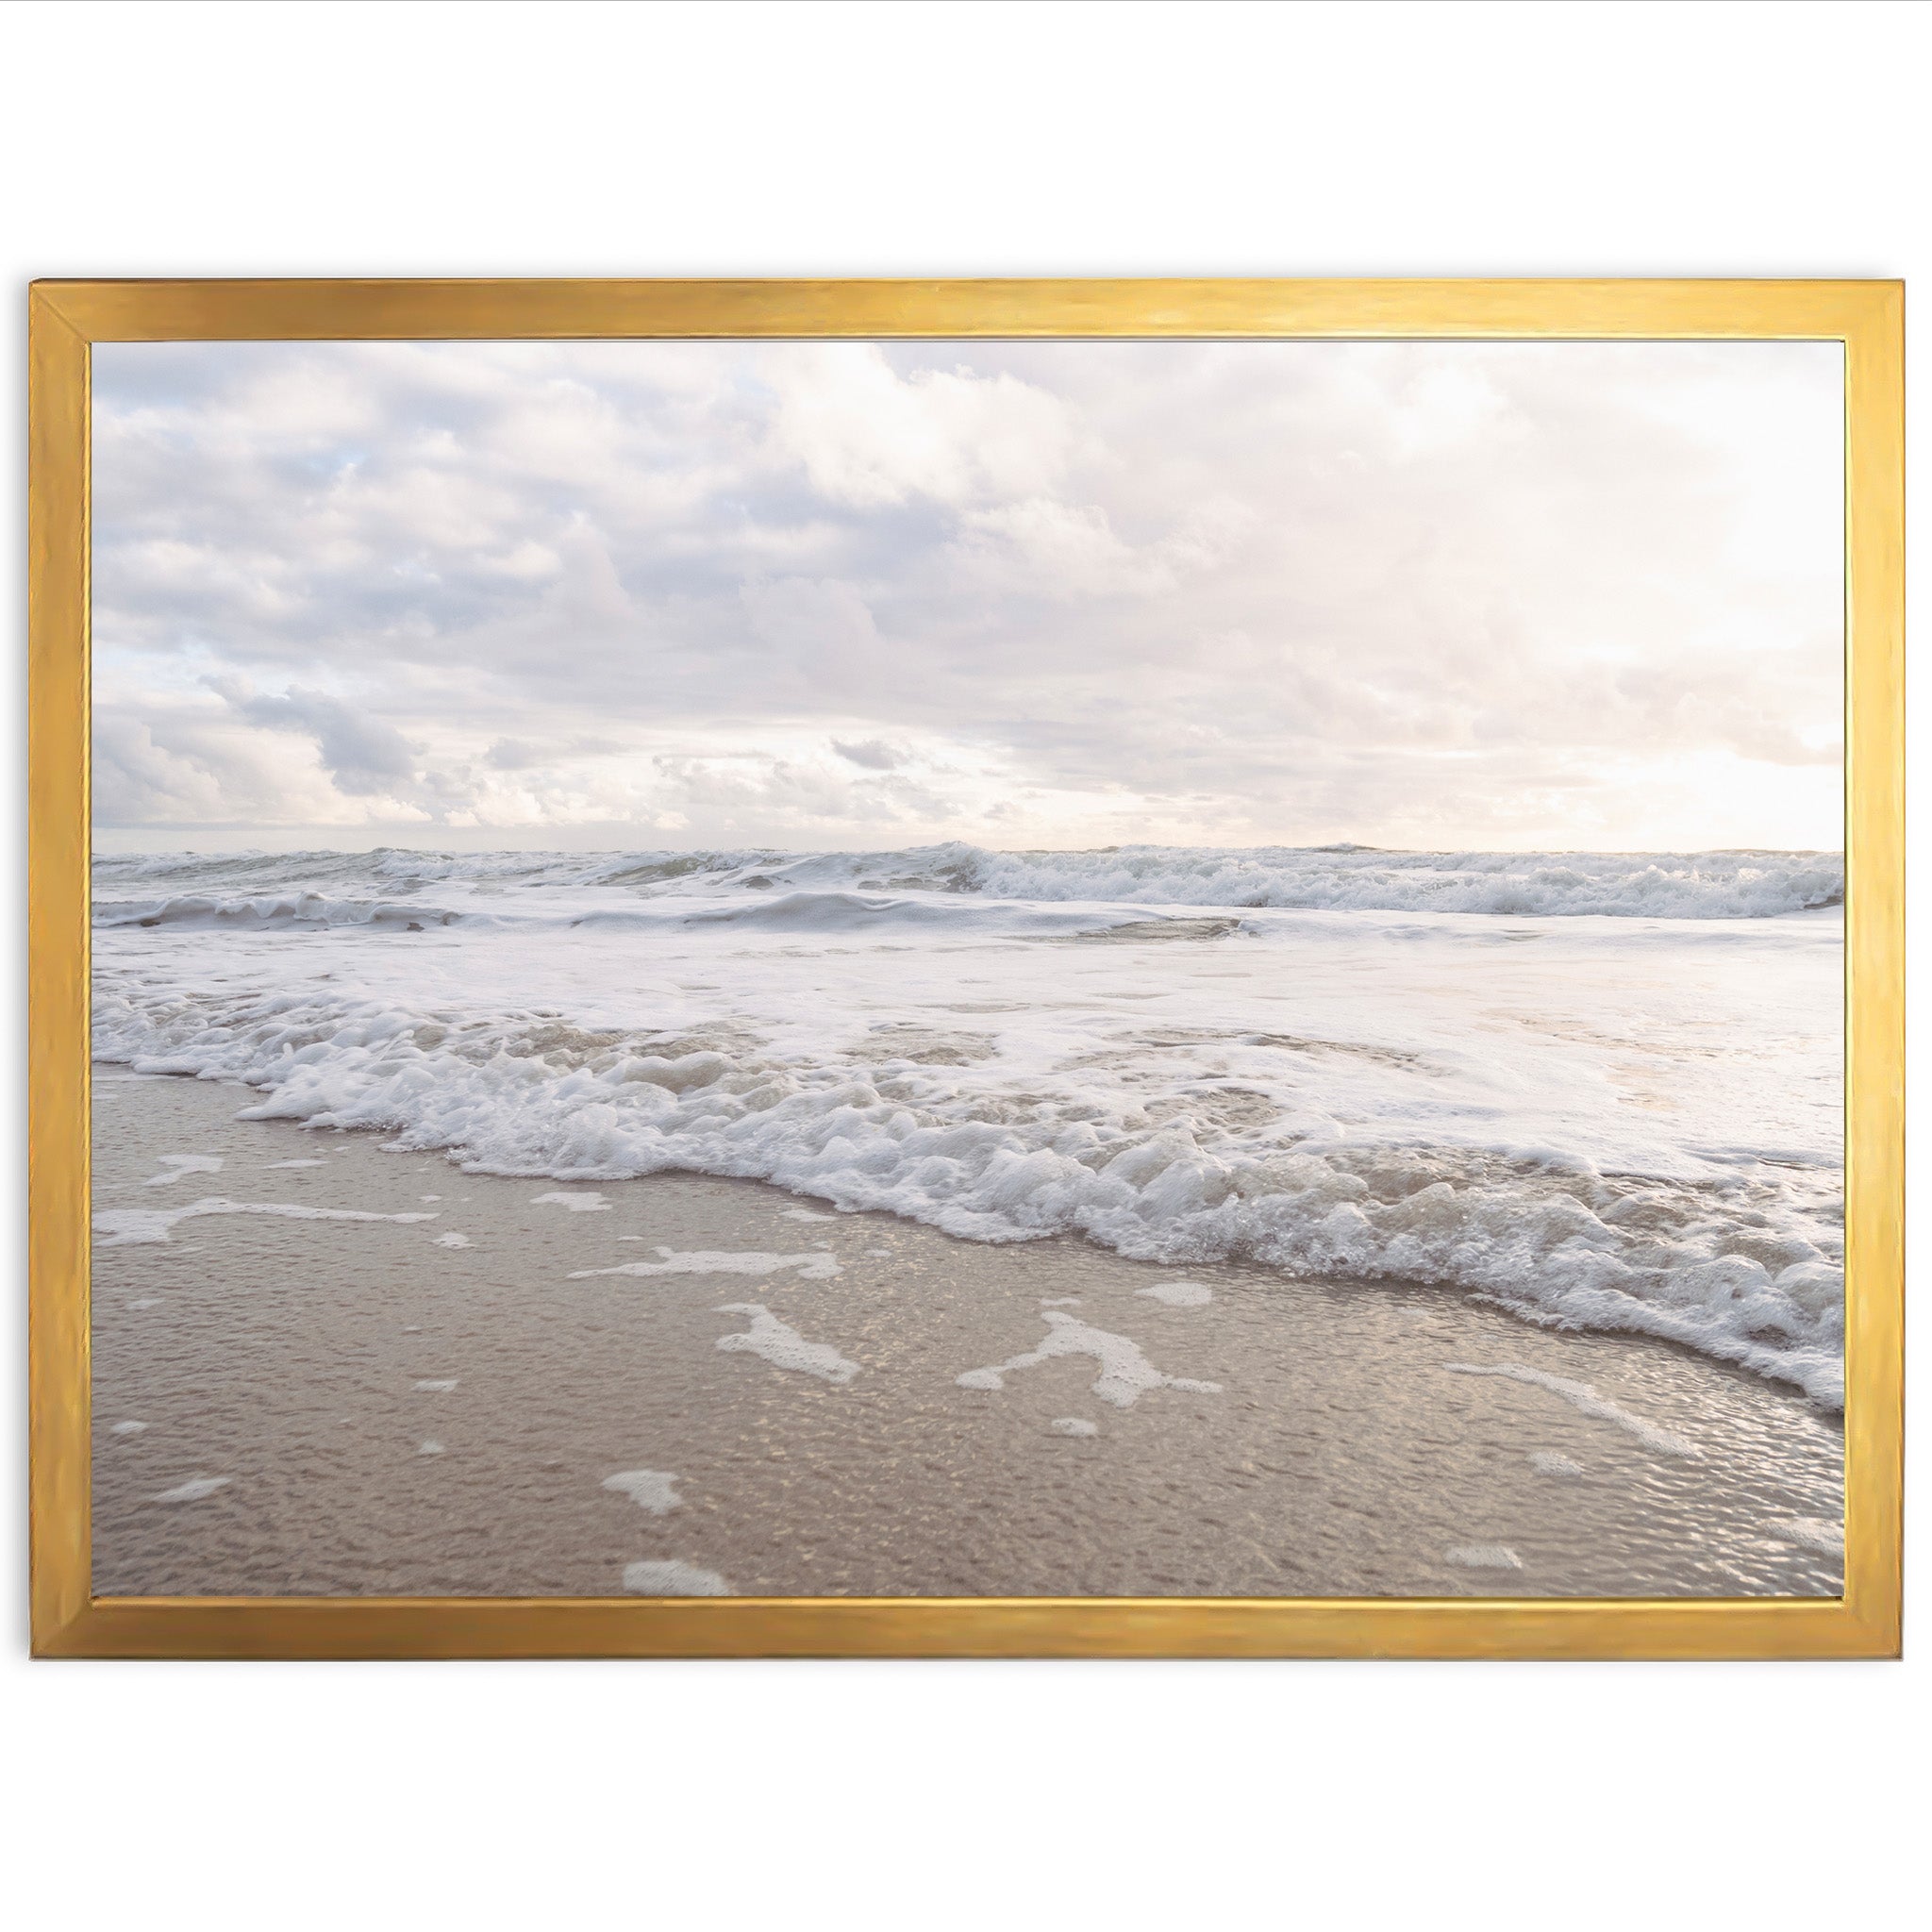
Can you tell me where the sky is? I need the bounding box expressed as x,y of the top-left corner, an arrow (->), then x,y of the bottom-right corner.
91,337 -> 1844,855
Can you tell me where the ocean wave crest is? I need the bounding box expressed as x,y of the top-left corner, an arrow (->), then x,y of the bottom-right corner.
92,975 -> 1846,1406
93,841 -> 1844,921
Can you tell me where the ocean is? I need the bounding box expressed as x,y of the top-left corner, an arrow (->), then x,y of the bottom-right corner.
91,842 -> 1846,1407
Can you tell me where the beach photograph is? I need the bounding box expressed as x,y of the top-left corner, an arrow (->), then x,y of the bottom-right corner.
87,335 -> 1847,1601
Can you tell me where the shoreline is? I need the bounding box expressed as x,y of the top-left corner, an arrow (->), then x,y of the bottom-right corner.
92,1069 -> 1844,1599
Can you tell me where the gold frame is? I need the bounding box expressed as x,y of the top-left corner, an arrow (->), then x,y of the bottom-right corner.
29,278 -> 1904,1659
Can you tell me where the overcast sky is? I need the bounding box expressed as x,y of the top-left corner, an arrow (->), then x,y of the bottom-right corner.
92,337 -> 1844,854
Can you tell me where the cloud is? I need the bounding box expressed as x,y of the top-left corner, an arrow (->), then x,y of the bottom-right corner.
208,675 -> 417,795
93,716 -> 238,824
740,575 -> 883,690
486,734 -> 625,771
485,738 -> 543,771
832,738 -> 907,771
90,338 -> 1844,850
764,343 -> 1074,508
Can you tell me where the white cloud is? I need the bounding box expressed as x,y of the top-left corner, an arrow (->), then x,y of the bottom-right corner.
208,675 -> 418,795
91,339 -> 1844,851
832,738 -> 908,772
764,343 -> 1074,508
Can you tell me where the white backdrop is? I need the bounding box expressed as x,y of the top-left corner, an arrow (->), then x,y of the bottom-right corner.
2,5 -> 1922,1925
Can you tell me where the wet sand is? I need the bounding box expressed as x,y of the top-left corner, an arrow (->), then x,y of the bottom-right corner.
91,1071 -> 1844,1599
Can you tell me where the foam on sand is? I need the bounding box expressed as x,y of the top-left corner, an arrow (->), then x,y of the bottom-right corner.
623,1559 -> 731,1596
779,1207 -> 841,1223
1768,1516 -> 1843,1556
413,1378 -> 459,1392
92,1196 -> 439,1247
144,1153 -> 225,1186
91,840 -> 1847,1406
433,1232 -> 472,1248
154,1475 -> 230,1503
1445,1544 -> 1524,1570
531,1191 -> 611,1211
1444,1361 -> 1702,1458
1528,1450 -> 1585,1477
1137,1280 -> 1213,1307
110,1420 -> 148,1435
1050,1417 -> 1100,1437
573,1246 -> 841,1281
714,1303 -> 859,1383
418,1441 -> 445,1456
263,1158 -> 327,1169
957,1310 -> 1221,1409
602,1469 -> 683,1515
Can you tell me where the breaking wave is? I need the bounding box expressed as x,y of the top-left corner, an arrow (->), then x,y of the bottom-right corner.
91,840 -> 1844,1407
92,975 -> 1845,1407
93,841 -> 1843,923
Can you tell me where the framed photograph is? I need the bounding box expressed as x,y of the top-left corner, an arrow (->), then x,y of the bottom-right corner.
28,279 -> 1901,1658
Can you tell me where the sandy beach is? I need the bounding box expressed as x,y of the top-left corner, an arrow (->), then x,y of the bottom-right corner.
92,1071 -> 1843,1600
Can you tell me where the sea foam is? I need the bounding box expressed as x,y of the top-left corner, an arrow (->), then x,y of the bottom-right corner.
1443,1362 -> 1701,1457
90,841 -> 1846,1406
603,1469 -> 683,1515
572,1248 -> 841,1282
622,1559 -> 731,1596
714,1304 -> 859,1383
92,1197 -> 440,1247
153,1475 -> 230,1503
93,841 -> 1845,923
957,1310 -> 1220,1409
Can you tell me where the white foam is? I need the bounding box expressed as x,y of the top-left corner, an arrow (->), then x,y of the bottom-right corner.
92,1197 -> 439,1247
418,1441 -> 445,1456
92,842 -> 1845,922
413,1378 -> 459,1392
1768,1516 -> 1843,1556
573,1247 -> 841,1281
128,1296 -> 161,1309
532,1191 -> 611,1211
1443,1361 -> 1702,1457
110,1420 -> 148,1435
91,841 -> 1846,1406
603,1469 -> 683,1515
1445,1544 -> 1524,1570
623,1559 -> 731,1596
144,1153 -> 225,1186
1528,1450 -> 1585,1477
433,1232 -> 472,1248
1137,1280 -> 1213,1307
779,1207 -> 841,1223
714,1303 -> 859,1383
1049,1417 -> 1099,1437
964,844 -> 1843,921
154,1475 -> 229,1503
420,1194 -> 441,1202
263,1158 -> 327,1169
957,1311 -> 1221,1409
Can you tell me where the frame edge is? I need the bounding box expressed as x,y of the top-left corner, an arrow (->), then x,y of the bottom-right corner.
27,285 -> 93,1655
28,277 -> 1905,1660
